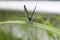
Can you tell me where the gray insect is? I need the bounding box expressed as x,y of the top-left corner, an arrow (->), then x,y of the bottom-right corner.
24,5 -> 36,22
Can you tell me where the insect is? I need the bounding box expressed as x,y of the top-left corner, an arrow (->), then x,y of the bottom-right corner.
24,5 -> 36,23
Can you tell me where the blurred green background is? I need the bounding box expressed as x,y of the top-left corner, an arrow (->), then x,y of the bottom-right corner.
0,9 -> 60,40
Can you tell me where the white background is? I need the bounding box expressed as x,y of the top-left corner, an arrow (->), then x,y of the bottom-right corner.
0,1 -> 60,14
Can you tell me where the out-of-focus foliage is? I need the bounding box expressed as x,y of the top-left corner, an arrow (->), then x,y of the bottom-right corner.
0,9 -> 60,27
0,9 -> 60,40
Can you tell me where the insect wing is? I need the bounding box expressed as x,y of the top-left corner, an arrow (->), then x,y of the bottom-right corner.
24,5 -> 29,20
30,5 -> 36,20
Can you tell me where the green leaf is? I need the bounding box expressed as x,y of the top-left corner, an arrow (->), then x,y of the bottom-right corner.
0,20 -> 60,37
0,20 -> 26,24
33,22 -> 60,36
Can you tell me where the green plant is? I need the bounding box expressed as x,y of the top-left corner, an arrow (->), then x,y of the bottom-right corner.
0,9 -> 60,40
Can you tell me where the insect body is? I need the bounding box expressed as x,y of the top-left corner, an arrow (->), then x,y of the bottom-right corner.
24,5 -> 36,22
